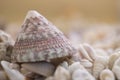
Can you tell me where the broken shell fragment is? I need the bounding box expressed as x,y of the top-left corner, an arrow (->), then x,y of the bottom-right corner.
100,69 -> 115,80
72,69 -> 95,80
54,66 -> 70,80
1,61 -> 25,80
11,10 -> 76,64
21,61 -> 55,77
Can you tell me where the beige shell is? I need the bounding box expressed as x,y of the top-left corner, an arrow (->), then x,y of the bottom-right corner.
11,10 -> 76,63
112,57 -> 120,80
72,69 -> 95,80
100,69 -> 115,80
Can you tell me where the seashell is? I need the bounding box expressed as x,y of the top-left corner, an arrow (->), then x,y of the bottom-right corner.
69,62 -> 85,74
72,69 -> 95,80
100,69 -> 115,80
82,43 -> 97,60
11,10 -> 76,65
1,61 -> 25,80
54,66 -> 70,80
21,61 -> 55,77
0,30 -> 14,62
93,56 -> 108,79
0,70 -> 8,80
80,59 -> 93,74
78,44 -> 93,62
108,51 -> 120,69
112,57 -> 120,80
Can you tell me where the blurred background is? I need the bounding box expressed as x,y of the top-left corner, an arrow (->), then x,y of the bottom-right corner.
0,0 -> 120,50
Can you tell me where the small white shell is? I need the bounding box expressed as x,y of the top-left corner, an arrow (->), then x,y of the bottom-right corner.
93,56 -> 108,79
1,61 -> 25,80
69,62 -> 85,74
79,44 -> 93,61
100,69 -> 115,80
82,43 -> 97,60
112,57 -> 120,80
54,66 -> 70,80
72,69 -> 95,80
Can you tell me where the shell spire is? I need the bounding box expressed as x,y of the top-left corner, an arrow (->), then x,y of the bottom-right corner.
12,10 -> 76,63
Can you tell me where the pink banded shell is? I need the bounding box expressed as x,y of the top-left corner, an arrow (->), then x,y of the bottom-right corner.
11,10 -> 76,62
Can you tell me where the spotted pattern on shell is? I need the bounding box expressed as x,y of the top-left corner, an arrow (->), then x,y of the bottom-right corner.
11,10 -> 76,62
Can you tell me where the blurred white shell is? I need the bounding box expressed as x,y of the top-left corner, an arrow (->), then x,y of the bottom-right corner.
69,62 -> 85,74
54,66 -> 70,80
112,57 -> 120,80
72,69 -> 95,80
93,56 -> 108,79
1,61 -> 25,80
21,62 -> 55,77
100,69 -> 115,80
108,51 -> 120,69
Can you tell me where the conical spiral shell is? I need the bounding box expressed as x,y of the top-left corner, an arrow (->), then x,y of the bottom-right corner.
11,10 -> 76,63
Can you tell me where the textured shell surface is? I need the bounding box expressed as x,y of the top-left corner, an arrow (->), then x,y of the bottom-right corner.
11,10 -> 76,62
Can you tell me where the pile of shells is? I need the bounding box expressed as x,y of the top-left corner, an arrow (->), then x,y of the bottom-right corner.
0,10 -> 120,80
